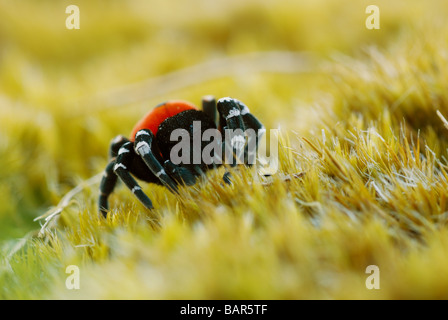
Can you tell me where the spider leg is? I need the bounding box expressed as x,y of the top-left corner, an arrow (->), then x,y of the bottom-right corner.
234,99 -> 265,166
201,95 -> 217,126
217,97 -> 247,150
163,160 -> 197,186
99,135 -> 130,217
216,97 -> 248,184
133,129 -> 179,193
99,161 -> 119,217
113,142 -> 155,211
219,137 -> 240,184
217,97 -> 248,160
216,97 -> 265,181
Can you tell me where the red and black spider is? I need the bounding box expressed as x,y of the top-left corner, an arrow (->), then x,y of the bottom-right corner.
99,96 -> 264,217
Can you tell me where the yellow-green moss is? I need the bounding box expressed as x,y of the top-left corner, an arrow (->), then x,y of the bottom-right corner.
1,0 -> 448,299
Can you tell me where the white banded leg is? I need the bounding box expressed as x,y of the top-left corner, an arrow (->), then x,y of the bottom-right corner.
99,161 -> 119,217
134,129 -> 178,193
216,98 -> 249,184
99,135 -> 130,217
113,142 -> 154,211
234,100 -> 265,166
217,97 -> 246,151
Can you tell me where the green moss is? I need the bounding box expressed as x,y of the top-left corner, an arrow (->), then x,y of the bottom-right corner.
1,0 -> 448,299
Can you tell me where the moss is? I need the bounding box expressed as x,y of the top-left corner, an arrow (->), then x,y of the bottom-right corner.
1,0 -> 448,299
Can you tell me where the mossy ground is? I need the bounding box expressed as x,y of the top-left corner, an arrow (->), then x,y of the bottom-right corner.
1,0 -> 448,299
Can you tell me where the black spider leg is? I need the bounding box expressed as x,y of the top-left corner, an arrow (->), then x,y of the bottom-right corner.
113,141 -> 155,212
234,99 -> 265,166
99,135 -> 129,217
202,95 -> 227,177
163,160 -> 197,186
220,138 -> 236,184
201,95 -> 217,126
99,161 -> 118,217
217,97 -> 248,183
133,129 -> 179,193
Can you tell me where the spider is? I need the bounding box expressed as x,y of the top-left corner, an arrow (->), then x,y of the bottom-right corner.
98,96 -> 265,217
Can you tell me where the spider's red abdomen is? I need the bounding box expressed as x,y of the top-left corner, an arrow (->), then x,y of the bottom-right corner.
130,100 -> 197,141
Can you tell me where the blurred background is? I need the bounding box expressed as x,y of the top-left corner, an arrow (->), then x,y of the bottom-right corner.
0,0 -> 445,242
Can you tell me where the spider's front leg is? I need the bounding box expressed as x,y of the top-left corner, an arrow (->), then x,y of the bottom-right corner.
133,129 -> 179,193
216,97 -> 247,183
163,160 -> 197,186
216,97 -> 265,182
234,99 -> 265,166
113,141 -> 155,212
99,161 -> 119,217
217,97 -> 247,152
219,98 -> 265,163
98,137 -> 155,217
99,135 -> 128,217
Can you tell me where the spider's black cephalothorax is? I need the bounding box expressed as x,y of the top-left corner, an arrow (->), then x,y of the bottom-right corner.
98,96 -> 264,217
